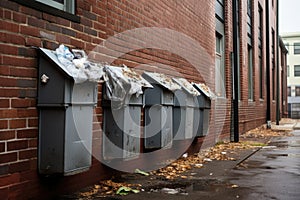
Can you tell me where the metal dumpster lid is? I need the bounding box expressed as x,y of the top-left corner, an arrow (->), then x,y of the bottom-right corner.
104,65 -> 152,88
172,78 -> 200,96
192,83 -> 215,99
39,47 -> 105,83
142,72 -> 181,91
39,47 -> 74,79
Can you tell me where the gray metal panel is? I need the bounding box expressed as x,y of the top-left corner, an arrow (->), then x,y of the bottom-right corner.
162,90 -> 174,105
144,105 -> 162,149
193,109 -> 204,137
203,109 -> 210,136
173,107 -> 184,140
64,106 -> 93,174
72,82 -> 98,105
161,106 -> 173,148
185,107 -> 194,139
174,90 -> 186,107
144,85 -> 162,106
38,108 -> 65,174
38,55 -> 72,105
103,107 -> 125,159
103,105 -> 142,160
173,107 -> 194,140
123,106 -> 141,159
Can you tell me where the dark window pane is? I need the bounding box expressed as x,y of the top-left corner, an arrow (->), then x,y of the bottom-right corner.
294,65 -> 300,76
294,43 -> 300,54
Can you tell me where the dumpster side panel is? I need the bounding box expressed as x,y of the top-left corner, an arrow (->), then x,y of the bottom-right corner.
144,105 -> 162,149
123,106 -> 141,159
185,107 -> 194,139
103,107 -> 125,159
38,57 -> 72,105
38,108 -> 65,174
161,106 -> 173,148
64,106 -> 92,174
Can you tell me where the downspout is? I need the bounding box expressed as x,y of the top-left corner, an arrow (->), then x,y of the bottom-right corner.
232,0 -> 239,142
265,0 -> 271,128
276,0 -> 280,125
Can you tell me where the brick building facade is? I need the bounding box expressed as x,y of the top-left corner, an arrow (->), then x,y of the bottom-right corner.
0,0 -> 287,199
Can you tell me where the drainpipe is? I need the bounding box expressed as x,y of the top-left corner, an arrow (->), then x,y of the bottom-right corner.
265,0 -> 271,128
276,0 -> 280,125
232,0 -> 239,142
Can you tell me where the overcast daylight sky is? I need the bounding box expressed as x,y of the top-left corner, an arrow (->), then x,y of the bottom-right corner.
279,0 -> 300,34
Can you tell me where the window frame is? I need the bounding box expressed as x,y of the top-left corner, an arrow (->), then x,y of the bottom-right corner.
248,45 -> 254,100
10,0 -> 80,23
294,65 -> 300,77
294,43 -> 300,55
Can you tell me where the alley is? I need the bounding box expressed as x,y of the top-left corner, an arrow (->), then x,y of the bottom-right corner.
93,127 -> 300,200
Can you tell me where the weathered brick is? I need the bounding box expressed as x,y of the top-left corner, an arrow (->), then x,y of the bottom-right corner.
0,152 -> 18,164
10,67 -> 36,78
20,25 -> 40,37
0,173 -> 20,187
0,142 -> 5,152
19,149 -> 37,160
0,99 -> 9,108
17,79 -> 36,88
17,129 -> 37,139
11,99 -> 35,108
18,47 -> 37,57
28,139 -> 37,148
9,119 -> 26,129
61,27 -> 76,37
7,140 -> 28,151
13,12 -> 26,23
2,55 -> 36,67
0,77 -> 17,87
25,37 -> 41,47
20,6 -> 42,18
0,20 -> 18,33
0,32 -> 25,45
8,160 -> 30,173
28,118 -> 38,127
0,43 -> 18,55
0,130 -> 15,140
28,17 -> 45,28
45,23 -> 61,33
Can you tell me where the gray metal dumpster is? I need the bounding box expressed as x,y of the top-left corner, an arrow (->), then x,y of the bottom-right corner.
37,48 -> 98,175
172,78 -> 200,140
142,72 -> 181,149
192,83 -> 214,137
102,66 -> 152,160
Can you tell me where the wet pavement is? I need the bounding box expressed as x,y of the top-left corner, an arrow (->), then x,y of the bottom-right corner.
104,130 -> 300,200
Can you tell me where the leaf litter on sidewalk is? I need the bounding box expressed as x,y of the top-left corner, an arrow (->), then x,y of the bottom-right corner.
77,124 -> 293,198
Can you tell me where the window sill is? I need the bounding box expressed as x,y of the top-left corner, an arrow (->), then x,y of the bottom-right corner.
11,0 -> 80,23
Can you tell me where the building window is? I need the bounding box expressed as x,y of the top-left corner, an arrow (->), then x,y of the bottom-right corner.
296,87 -> 300,96
287,65 -> 290,77
294,43 -> 300,54
247,0 -> 253,45
288,87 -> 291,96
215,32 -> 225,97
35,0 -> 75,14
271,29 -> 277,100
248,45 -> 254,100
294,65 -> 300,76
11,0 -> 79,22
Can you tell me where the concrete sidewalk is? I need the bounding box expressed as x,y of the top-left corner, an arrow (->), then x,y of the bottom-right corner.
62,120 -> 298,199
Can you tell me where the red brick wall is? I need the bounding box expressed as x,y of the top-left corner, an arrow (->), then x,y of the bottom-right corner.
0,0 -> 281,199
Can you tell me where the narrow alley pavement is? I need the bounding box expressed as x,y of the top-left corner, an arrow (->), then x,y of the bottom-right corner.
65,121 -> 300,200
